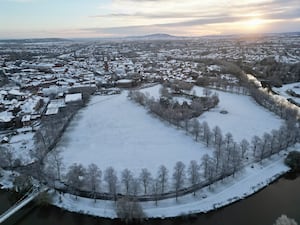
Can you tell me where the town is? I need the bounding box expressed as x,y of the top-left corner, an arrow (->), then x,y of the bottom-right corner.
0,34 -> 299,132
0,33 -> 299,221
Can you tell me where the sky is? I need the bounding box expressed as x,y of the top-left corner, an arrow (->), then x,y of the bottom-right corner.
0,0 -> 299,39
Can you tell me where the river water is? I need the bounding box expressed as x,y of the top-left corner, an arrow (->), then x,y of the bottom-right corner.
0,173 -> 299,225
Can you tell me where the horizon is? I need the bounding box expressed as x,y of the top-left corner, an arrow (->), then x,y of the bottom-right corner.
0,0 -> 300,39
1,31 -> 300,41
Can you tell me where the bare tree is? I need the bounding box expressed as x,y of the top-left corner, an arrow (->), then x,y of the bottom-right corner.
240,139 -> 249,159
151,179 -> 160,206
278,125 -> 288,150
86,163 -> 102,201
45,148 -> 64,181
104,167 -> 118,201
261,133 -> 272,159
251,135 -> 262,160
0,146 -> 14,168
206,158 -> 217,188
65,163 -> 86,199
131,178 -> 140,196
159,86 -> 171,99
224,132 -> 234,152
191,98 -> 204,115
201,154 -> 210,179
32,130 -> 48,164
230,142 -> 243,177
116,197 -> 145,224
191,118 -> 201,141
172,161 -> 186,201
202,121 -> 212,147
183,118 -> 190,133
157,165 -> 168,194
213,127 -> 224,174
270,130 -> 279,154
188,160 -> 201,196
139,168 -> 152,195
212,126 -> 222,146
122,168 -> 133,195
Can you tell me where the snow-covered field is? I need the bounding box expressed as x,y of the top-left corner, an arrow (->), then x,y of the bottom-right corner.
57,92 -> 211,176
192,86 -> 284,142
273,82 -> 300,105
142,84 -> 284,142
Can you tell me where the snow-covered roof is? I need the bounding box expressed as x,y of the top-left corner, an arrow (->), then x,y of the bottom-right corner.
8,89 -> 26,96
48,99 -> 65,108
21,115 -> 31,122
0,90 -> 7,95
0,111 -> 14,122
116,79 -> 133,84
45,107 -> 59,115
207,65 -> 221,72
65,93 -> 82,103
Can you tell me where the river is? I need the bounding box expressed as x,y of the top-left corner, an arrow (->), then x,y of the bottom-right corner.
0,173 -> 299,225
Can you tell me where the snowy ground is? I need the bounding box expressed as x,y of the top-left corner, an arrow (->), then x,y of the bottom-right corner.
1,129 -> 35,165
141,84 -> 284,142
192,86 -> 284,142
273,82 -> 300,105
49,147 -> 295,219
57,92 -> 211,176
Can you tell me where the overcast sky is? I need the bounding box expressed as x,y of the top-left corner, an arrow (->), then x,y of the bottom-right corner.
0,0 -> 299,38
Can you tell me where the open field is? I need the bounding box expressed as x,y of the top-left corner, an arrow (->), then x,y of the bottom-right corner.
142,85 -> 284,142
57,92 -> 210,175
58,85 -> 285,175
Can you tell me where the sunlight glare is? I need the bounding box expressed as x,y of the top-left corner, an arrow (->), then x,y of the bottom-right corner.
246,18 -> 264,29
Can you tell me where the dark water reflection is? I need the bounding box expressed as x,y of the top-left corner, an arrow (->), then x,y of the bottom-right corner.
1,174 -> 299,225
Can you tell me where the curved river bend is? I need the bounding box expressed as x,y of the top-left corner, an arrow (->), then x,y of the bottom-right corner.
0,173 -> 299,225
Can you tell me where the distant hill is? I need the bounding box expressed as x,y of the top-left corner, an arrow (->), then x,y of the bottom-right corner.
0,38 -> 72,43
125,33 -> 185,40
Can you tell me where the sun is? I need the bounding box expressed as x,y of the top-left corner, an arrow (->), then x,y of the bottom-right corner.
245,18 -> 264,30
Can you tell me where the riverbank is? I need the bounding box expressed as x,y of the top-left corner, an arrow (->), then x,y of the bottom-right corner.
1,146 -> 298,219
1,167 -> 300,225
51,148 -> 295,219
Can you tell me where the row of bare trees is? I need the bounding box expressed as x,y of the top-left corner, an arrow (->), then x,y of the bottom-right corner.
58,161 -> 199,202
47,121 -> 296,199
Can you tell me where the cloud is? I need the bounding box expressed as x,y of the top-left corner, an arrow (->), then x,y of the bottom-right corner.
83,2 -> 300,37
91,12 -> 215,19
91,0 -> 300,24
82,15 -> 243,36
229,0 -> 300,18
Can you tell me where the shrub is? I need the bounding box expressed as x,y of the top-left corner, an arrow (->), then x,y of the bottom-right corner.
285,151 -> 300,171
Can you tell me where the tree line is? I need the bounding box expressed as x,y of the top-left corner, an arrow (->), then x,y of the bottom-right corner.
128,86 -> 219,127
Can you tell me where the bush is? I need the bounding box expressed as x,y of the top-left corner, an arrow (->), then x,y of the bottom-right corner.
116,197 -> 146,224
285,151 -> 300,172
